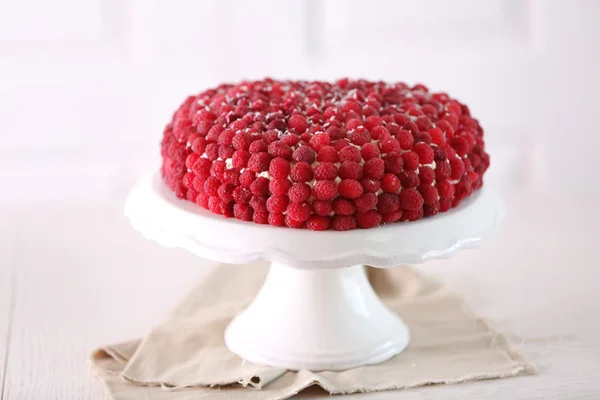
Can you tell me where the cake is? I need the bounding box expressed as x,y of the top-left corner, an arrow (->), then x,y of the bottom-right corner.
161,79 -> 489,231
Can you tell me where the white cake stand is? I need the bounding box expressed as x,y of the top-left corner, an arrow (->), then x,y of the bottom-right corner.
124,173 -> 504,371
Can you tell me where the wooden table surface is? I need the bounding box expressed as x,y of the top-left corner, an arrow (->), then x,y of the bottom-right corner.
1,190 -> 599,399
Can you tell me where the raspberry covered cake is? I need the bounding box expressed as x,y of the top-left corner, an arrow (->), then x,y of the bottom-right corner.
161,79 -> 489,231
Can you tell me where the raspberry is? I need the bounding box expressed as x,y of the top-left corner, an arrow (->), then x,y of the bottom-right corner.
381,173 -> 401,193
396,130 -> 414,150
210,160 -> 226,179
429,127 -> 445,145
402,152 -> 419,170
204,176 -> 221,196
288,114 -> 308,133
415,115 -> 433,131
196,192 -> 210,208
192,157 -> 211,176
291,162 -> 314,182
318,145 -> 339,162
402,208 -> 424,221
287,201 -> 311,222
288,182 -> 311,202
439,197 -> 453,212
361,178 -> 380,193
331,215 -> 357,231
339,179 -> 364,199
418,184 -> 438,204
400,188 -> 424,210
350,127 -> 371,146
223,169 -> 240,185
248,152 -> 271,172
400,171 -> 419,188
339,146 -> 362,163
450,157 -> 465,180
364,115 -> 381,131
182,172 -> 195,189
250,177 -> 270,195
191,136 -> 207,154
326,126 -> 345,140
451,136 -> 469,157
364,158 -> 385,179
377,193 -> 400,213
306,216 -> 331,231
234,203 -> 253,221
281,133 -> 301,147
186,188 -> 198,202
356,210 -> 382,228
437,180 -> 455,198
249,195 -> 268,212
218,183 -> 235,202
418,166 -> 435,185
345,118 -> 363,131
269,157 -> 291,179
253,211 -> 269,224
383,153 -> 403,174
423,201 -> 440,216
337,161 -> 361,180
239,169 -> 255,187
266,195 -> 289,214
370,126 -> 390,140
232,131 -> 252,150
380,137 -> 401,154
332,197 -> 356,215
249,139 -> 268,153
435,161 -> 451,181
232,186 -> 252,204
269,178 -> 292,196
293,145 -> 316,163
218,129 -> 236,146
268,141 -> 293,160
185,153 -> 200,170
313,200 -> 333,216
413,143 -> 434,164
232,150 -> 251,169
314,162 -> 338,180
309,132 -> 331,151
268,213 -> 286,226
313,180 -> 338,200
333,138 -> 351,150
354,192 -> 378,212
208,196 -> 224,214
361,143 -> 380,161
218,144 -> 235,159
285,215 -> 306,229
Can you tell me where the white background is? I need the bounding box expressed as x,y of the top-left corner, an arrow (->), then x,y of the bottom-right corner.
1,0 -> 599,204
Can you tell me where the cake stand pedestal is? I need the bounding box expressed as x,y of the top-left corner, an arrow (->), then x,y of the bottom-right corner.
125,173 -> 504,371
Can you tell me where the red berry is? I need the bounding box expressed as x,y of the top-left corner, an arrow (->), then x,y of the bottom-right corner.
331,215 -> 357,231
293,146 -> 316,163
306,216 -> 331,231
285,215 -> 306,229
318,145 -> 339,162
288,114 -> 309,133
196,192 -> 210,208
234,203 -> 253,221
439,197 -> 453,212
377,193 -> 400,213
354,192 -> 378,212
339,146 -> 362,163
232,150 -> 251,169
313,180 -> 338,200
356,210 -> 382,228
250,177 -> 270,195
380,137 -> 401,154
364,115 -> 381,131
269,178 -> 291,195
450,157 -> 465,180
287,201 -> 311,222
239,169 -> 255,187
345,118 -> 362,131
402,208 -> 424,221
361,178 -> 380,193
332,197 -> 356,215
249,194 -> 268,212
313,200 -> 333,216
435,161 -> 451,181
370,126 -> 390,140
382,210 -> 403,223
361,143 -> 380,161
266,195 -> 289,214
339,179 -> 364,199
309,133 -> 331,151
423,201 -> 440,216
288,182 -> 311,202
399,170 -> 419,188
333,138 -> 351,150
326,126 -> 345,140
204,176 -> 221,196
418,184 -> 439,204
413,143 -> 434,164
249,139 -> 268,154
268,213 -> 286,226
429,127 -> 445,145
268,141 -> 293,160
291,162 -> 314,182
218,183 -> 235,202
364,158 -> 385,179
381,173 -> 401,193
418,166 -> 435,185
314,162 -> 338,180
402,152 -> 419,170
253,211 -> 269,224
232,186 -> 252,204
350,127 -> 371,146
383,153 -> 403,174
192,157 -> 211,176
396,130 -> 414,150
437,180 -> 455,198
269,157 -> 291,179
400,188 -> 424,210
248,152 -> 271,172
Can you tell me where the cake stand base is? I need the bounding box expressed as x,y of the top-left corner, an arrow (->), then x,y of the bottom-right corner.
224,262 -> 409,371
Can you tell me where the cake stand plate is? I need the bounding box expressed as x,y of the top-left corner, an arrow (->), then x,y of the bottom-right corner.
125,173 -> 504,371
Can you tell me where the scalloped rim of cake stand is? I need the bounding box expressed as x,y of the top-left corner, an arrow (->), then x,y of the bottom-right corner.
124,172 -> 505,270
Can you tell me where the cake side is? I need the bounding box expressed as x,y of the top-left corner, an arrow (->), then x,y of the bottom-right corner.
160,79 -> 489,231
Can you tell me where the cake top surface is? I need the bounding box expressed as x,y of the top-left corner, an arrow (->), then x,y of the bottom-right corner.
161,78 -> 489,230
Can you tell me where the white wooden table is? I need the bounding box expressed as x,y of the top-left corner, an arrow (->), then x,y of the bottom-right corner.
1,190 -> 599,399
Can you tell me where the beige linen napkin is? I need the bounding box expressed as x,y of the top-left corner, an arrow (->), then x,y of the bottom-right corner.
91,263 -> 534,399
